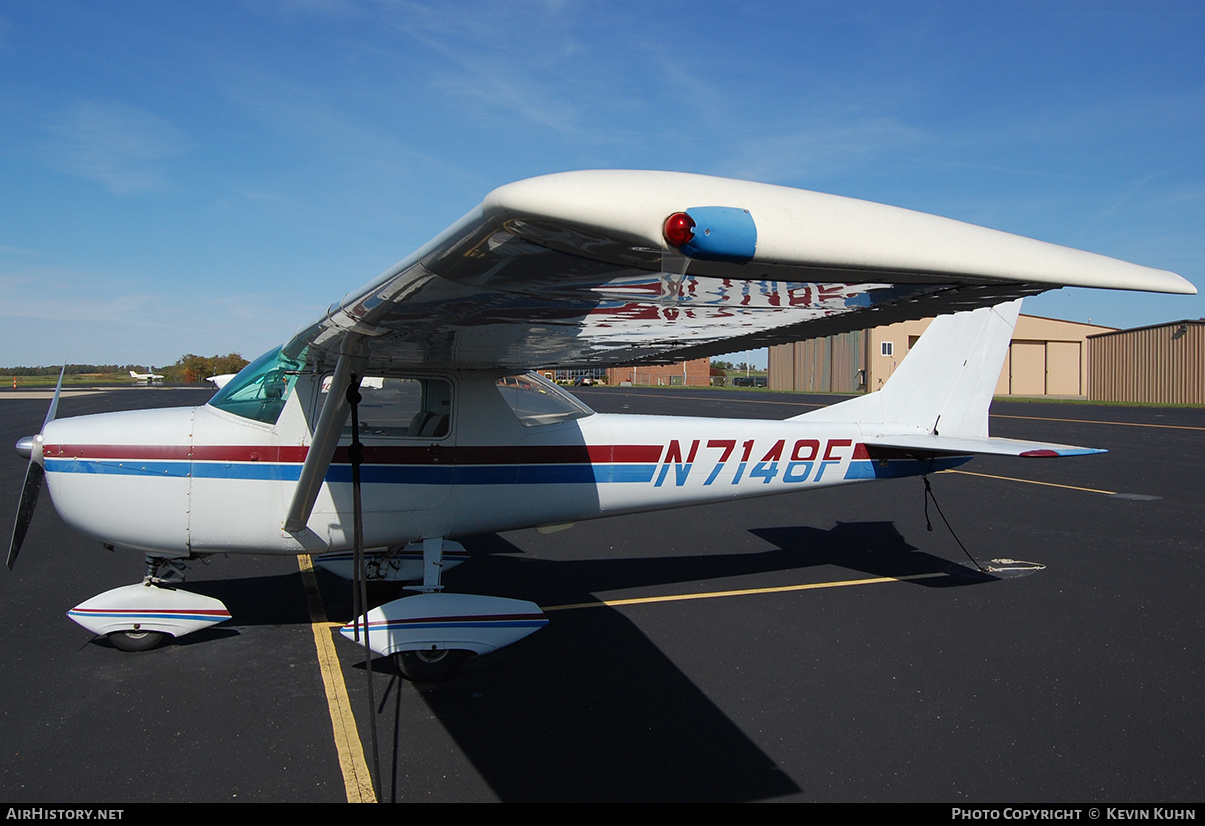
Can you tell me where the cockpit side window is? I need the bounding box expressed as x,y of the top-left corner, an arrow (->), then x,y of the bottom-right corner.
319,376 -> 453,439
495,373 -> 594,427
208,347 -> 303,425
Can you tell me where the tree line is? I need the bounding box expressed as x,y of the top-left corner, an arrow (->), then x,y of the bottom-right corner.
1,353 -> 249,383
160,353 -> 249,383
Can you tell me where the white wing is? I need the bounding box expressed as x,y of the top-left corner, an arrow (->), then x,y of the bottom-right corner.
286,170 -> 1193,373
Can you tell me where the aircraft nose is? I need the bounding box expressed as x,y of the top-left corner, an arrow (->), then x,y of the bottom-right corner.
40,406 -> 196,555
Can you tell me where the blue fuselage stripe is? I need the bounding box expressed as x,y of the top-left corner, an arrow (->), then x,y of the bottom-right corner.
46,459 -> 661,485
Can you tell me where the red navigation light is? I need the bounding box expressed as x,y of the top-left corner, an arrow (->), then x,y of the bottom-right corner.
663,212 -> 695,248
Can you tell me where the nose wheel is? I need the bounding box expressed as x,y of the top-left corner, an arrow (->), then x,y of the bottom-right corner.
395,648 -> 470,681
107,629 -> 169,652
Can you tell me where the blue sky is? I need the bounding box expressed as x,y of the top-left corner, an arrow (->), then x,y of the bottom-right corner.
1,1 -> 1202,368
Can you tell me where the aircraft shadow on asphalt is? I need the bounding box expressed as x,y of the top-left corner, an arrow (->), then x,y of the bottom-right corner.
749,521 -> 996,585
333,522 -> 993,802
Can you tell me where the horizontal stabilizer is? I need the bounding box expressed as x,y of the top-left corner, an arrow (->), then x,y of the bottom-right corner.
863,434 -> 1105,458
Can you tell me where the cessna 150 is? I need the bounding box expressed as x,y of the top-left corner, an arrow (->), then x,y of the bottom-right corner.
7,171 -> 1195,678
128,369 -> 165,385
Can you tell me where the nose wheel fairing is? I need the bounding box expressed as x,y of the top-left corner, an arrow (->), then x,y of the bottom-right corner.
67,581 -> 231,644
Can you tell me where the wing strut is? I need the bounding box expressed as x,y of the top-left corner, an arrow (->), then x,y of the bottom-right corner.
283,342 -> 363,533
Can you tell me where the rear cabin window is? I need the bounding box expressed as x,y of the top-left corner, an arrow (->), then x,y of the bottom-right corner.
320,376 -> 453,439
495,373 -> 593,427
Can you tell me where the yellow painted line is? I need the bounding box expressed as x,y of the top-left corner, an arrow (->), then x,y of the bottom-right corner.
297,555 -> 376,804
992,413 -> 1205,432
543,571 -> 947,612
937,468 -> 1116,496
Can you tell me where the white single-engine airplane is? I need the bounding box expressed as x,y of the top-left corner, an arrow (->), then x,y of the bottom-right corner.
129,369 -> 165,385
8,171 -> 1195,679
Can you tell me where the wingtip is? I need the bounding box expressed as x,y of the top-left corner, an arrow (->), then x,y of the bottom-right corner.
1020,447 -> 1108,457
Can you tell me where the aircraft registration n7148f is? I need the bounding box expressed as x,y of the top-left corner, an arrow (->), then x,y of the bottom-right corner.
7,170 -> 1195,679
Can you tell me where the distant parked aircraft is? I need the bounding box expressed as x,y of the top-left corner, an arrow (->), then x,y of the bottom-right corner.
128,369 -> 164,385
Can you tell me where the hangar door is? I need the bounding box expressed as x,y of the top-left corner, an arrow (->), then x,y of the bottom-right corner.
1007,341 -> 1082,396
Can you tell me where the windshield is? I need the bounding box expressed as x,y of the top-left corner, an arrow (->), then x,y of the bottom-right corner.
208,347 -> 304,424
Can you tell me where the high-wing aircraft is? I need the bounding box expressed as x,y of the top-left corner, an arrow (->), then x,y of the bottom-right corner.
129,369 -> 165,385
8,171 -> 1195,679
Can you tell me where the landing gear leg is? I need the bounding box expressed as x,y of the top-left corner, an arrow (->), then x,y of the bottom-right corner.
415,536 -> 446,593
338,540 -> 547,682
143,554 -> 187,586
395,537 -> 470,680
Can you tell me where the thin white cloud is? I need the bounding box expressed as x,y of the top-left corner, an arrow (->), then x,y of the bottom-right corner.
44,100 -> 192,194
0,262 -> 316,366
371,1 -> 590,133
213,64 -> 482,190
721,117 -> 927,184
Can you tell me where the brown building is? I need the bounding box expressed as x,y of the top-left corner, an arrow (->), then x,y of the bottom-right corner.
1088,319 -> 1205,404
768,330 -> 867,394
607,358 -> 711,387
769,314 -> 1115,398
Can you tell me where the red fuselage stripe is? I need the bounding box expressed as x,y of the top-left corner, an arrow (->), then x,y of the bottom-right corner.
42,443 -> 665,466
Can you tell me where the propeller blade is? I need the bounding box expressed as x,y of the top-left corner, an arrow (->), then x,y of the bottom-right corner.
7,363 -> 65,571
43,364 -> 66,431
7,460 -> 44,570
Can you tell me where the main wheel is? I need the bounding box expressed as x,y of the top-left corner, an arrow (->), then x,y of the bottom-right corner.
395,648 -> 469,681
107,630 -> 169,652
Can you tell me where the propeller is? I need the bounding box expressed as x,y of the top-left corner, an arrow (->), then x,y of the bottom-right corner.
7,366 -> 65,570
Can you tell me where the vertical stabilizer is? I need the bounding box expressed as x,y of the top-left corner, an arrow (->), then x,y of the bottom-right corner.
795,300 -> 1022,438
